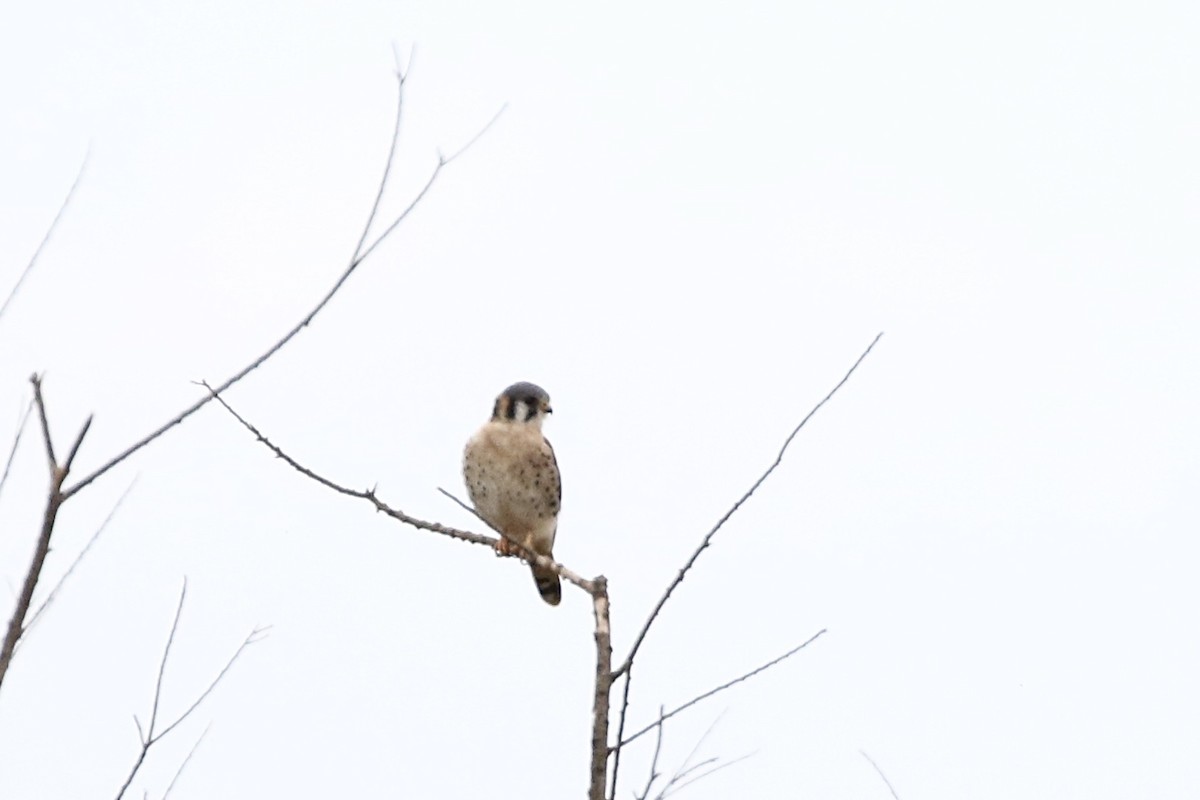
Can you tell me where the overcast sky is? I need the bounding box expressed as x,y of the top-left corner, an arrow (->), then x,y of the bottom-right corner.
1,1 -> 1197,798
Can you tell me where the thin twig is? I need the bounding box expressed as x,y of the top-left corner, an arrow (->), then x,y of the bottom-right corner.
30,374 -> 57,475
0,153 -> 88,324
63,414 -> 94,472
62,75 -> 499,501
114,585 -> 264,800
635,706 -> 667,800
665,711 -> 725,790
161,724 -> 211,800
860,750 -> 902,800
436,486 -> 489,526
608,332 -> 882,799
148,582 -> 189,737
351,53 -> 409,263
617,333 -> 882,678
201,383 -> 595,594
155,625 -> 269,742
614,630 -> 826,752
668,756 -> 720,786
21,479 -> 136,640
0,399 -> 33,511
353,103 -> 506,267
659,752 -> 756,799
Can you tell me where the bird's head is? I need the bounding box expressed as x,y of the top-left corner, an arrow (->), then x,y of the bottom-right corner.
492,381 -> 553,429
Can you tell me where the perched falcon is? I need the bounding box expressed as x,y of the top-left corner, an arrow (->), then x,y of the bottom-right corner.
463,381 -> 563,605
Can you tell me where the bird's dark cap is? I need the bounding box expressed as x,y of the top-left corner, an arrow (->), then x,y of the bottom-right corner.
501,381 -> 550,403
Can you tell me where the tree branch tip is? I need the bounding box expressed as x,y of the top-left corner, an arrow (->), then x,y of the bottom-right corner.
63,414 -> 94,470
392,41 -> 415,81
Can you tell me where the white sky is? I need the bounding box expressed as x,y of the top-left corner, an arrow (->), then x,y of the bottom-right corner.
1,1 -> 1198,798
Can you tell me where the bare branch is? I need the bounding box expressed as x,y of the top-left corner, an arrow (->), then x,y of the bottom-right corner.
615,629 -> 826,752
635,706 -> 666,800
659,752 -> 755,799
21,478 -> 136,640
609,331 -> 882,799
350,57 -> 409,264
0,434 -> 67,691
860,750 -> 902,800
437,486 -> 490,526
30,374 -> 57,475
666,711 -> 725,789
205,384 -> 612,798
115,725 -> 152,796
62,75 -> 496,501
617,332 -> 882,678
161,725 -> 211,800
668,755 -> 720,786
441,104 -> 508,164
155,625 -> 268,742
63,414 -> 94,472
588,578 -> 612,800
202,383 -> 596,594
149,582 -> 189,737
0,399 -> 33,511
354,102 -> 505,267
1,381 -> 104,691
0,153 -> 88,325
114,587 -> 263,800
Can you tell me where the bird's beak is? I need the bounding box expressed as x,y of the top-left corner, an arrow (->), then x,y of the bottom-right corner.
543,404 -> 554,414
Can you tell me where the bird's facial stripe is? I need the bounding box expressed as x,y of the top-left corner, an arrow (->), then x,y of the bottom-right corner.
493,395 -> 516,421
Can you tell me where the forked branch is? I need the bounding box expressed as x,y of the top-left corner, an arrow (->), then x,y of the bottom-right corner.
608,332 -> 883,799
637,711 -> 755,800
613,628 -> 826,753
61,67 -> 501,501
3,66 -> 496,696
0,375 -> 93,692
617,332 -> 883,678
113,580 -> 266,800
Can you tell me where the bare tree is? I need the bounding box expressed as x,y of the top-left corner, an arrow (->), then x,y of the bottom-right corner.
0,55 -> 490,696
2,59 -> 881,797
202,330 -> 882,799
1,57 -> 497,795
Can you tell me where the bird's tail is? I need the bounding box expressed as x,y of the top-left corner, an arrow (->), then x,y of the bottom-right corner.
532,563 -> 561,606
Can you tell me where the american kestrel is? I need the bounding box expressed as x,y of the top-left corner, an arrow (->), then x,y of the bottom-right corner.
463,382 -> 563,605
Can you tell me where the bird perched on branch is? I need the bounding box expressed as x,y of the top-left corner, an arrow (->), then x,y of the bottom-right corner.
463,381 -> 563,605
